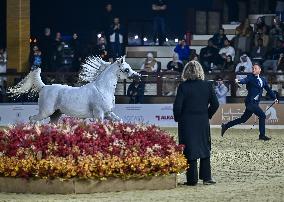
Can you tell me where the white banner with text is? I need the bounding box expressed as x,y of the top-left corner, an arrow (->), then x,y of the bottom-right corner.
0,104 -> 283,128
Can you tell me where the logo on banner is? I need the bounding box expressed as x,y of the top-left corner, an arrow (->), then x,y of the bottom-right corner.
265,106 -> 278,123
221,107 -> 244,121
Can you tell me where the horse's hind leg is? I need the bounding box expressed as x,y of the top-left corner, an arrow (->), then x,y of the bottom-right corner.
29,113 -> 49,123
29,108 -> 54,123
49,109 -> 62,124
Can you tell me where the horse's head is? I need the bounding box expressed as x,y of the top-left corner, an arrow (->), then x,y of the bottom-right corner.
116,56 -> 140,80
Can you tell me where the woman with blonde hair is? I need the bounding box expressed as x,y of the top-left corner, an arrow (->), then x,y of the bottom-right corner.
173,60 -> 219,186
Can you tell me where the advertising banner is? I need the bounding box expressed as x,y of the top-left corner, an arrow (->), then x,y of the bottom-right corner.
0,103 -> 283,128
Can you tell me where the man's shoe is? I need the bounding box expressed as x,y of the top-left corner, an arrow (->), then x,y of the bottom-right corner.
183,182 -> 197,186
203,179 -> 216,185
259,136 -> 271,141
221,123 -> 227,137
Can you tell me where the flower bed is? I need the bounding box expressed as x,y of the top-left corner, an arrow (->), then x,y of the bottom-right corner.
0,119 -> 187,180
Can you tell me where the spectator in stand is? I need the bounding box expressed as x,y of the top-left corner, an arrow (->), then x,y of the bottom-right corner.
235,54 -> 253,80
200,39 -> 219,72
0,48 -> 7,73
95,36 -> 110,62
54,42 -> 74,72
219,39 -> 235,64
53,32 -> 62,52
174,39 -> 190,64
163,53 -> 184,96
166,53 -> 184,73
211,28 -> 228,49
254,27 -> 270,48
223,55 -> 235,71
141,52 -> 159,72
39,27 -> 53,72
263,38 -> 284,72
277,53 -> 284,71
270,16 -> 284,38
251,38 -> 267,64
189,52 -> 199,62
236,18 -> 253,38
152,0 -> 167,46
51,32 -> 63,71
254,16 -> 266,31
234,53 -> 251,97
0,48 -> 7,89
214,76 -> 228,104
277,53 -> 284,83
127,77 -> 145,104
70,33 -> 82,71
101,3 -> 115,39
29,45 -> 42,70
109,17 -> 124,60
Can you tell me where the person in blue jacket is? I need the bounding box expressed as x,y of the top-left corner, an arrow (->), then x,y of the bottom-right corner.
174,39 -> 190,64
221,63 -> 279,141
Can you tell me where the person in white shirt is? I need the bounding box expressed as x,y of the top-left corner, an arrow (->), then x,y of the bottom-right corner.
219,39 -> 235,61
140,52 -> 158,72
235,54 -> 253,80
235,54 -> 253,96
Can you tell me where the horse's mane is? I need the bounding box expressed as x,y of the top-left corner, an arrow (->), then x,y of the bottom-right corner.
79,56 -> 111,83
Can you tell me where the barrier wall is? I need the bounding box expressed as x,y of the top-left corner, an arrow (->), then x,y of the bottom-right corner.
0,104 -> 283,128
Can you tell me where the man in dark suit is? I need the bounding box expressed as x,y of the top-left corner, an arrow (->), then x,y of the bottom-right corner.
221,63 -> 279,141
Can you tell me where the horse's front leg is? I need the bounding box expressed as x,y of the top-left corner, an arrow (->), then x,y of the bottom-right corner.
106,111 -> 122,123
93,109 -> 104,123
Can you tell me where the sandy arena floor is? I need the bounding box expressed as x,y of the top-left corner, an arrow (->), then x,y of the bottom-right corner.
0,128 -> 283,202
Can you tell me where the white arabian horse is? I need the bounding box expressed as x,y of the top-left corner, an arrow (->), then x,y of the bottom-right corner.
8,56 -> 140,123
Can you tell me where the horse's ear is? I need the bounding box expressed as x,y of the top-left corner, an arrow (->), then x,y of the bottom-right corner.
116,56 -> 126,65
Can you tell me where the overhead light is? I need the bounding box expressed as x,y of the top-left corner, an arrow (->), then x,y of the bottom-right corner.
97,33 -> 102,38
134,35 -> 139,39
174,38 -> 178,43
165,38 -> 169,42
143,37 -> 147,42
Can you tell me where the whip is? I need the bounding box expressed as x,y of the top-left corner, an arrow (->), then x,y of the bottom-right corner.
250,100 -> 277,129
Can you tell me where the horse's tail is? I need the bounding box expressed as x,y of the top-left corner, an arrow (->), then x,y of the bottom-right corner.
8,68 -> 45,97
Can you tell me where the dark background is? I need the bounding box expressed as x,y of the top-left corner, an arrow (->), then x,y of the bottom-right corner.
0,0 -> 216,47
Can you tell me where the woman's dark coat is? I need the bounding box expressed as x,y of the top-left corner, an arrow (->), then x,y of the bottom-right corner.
173,80 -> 219,160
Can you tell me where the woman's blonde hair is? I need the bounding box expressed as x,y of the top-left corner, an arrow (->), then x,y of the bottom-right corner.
181,60 -> 205,81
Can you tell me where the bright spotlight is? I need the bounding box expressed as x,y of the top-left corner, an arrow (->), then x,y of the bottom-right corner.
165,38 -> 169,42
97,33 -> 102,38
134,35 -> 139,39
143,37 -> 147,42
174,38 -> 178,43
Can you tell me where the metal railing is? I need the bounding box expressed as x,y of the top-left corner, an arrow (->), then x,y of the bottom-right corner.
0,71 -> 284,103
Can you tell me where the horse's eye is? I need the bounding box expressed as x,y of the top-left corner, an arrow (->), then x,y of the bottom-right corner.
124,68 -> 129,73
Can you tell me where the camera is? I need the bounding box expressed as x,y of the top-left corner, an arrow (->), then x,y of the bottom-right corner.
239,66 -> 245,72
